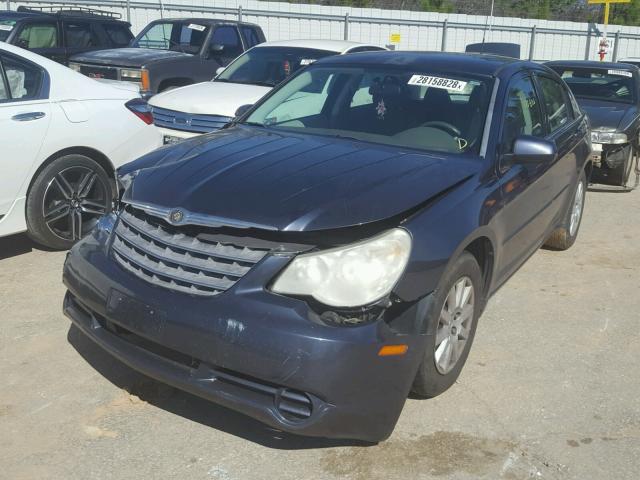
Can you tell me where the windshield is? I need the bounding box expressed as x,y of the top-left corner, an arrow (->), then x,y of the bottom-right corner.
244,66 -> 492,154
556,68 -> 636,104
132,21 -> 209,53
217,47 -> 337,87
0,18 -> 17,42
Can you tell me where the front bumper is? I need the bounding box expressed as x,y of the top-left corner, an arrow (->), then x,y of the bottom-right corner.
62,230 -> 431,442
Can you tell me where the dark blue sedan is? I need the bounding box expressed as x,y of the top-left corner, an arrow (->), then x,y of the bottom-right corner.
62,51 -> 591,442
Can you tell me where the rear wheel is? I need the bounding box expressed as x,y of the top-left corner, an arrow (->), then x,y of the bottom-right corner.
411,252 -> 482,398
544,169 -> 587,251
26,154 -> 112,250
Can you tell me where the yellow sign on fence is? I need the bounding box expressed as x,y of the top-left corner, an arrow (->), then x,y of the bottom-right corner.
389,33 -> 401,44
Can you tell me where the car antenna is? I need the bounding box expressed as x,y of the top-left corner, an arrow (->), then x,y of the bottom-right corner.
481,0 -> 496,53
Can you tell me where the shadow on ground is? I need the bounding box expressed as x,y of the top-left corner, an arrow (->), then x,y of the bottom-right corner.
67,325 -> 373,450
0,233 -> 46,260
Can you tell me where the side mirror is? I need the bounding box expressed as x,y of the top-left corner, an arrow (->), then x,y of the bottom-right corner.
215,66 -> 225,76
209,43 -> 224,54
234,104 -> 253,118
512,135 -> 557,164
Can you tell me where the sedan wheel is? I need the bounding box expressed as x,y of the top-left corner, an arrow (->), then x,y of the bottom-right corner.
42,166 -> 109,241
26,154 -> 113,250
434,277 -> 475,375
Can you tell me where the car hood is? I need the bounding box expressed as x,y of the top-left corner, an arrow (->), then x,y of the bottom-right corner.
70,48 -> 191,67
149,81 -> 271,117
122,126 -> 480,232
578,98 -> 639,131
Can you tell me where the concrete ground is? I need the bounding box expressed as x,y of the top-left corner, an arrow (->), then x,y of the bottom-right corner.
0,187 -> 638,480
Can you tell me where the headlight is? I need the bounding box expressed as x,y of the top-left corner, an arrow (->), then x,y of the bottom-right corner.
591,130 -> 627,144
116,170 -> 138,201
69,63 -> 81,72
271,228 -> 412,308
120,68 -> 142,80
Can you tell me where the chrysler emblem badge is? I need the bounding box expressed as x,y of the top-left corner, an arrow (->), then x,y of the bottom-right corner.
169,209 -> 184,224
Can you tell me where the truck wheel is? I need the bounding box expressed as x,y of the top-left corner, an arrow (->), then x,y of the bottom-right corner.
26,154 -> 112,250
411,252 -> 482,398
544,169 -> 587,251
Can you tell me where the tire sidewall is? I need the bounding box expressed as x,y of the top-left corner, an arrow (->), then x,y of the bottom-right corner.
563,169 -> 587,247
412,252 -> 483,398
26,154 -> 112,250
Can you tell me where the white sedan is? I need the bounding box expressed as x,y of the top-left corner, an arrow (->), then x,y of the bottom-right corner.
148,39 -> 385,144
0,42 -> 162,249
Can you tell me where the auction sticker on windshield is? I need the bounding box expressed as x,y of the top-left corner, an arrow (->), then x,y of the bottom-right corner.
408,75 -> 468,91
608,69 -> 632,78
188,24 -> 206,31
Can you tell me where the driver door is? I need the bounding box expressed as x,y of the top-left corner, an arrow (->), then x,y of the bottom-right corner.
0,53 -> 51,218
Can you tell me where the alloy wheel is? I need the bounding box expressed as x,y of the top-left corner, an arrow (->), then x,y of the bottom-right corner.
42,166 -> 109,241
569,181 -> 584,237
434,276 -> 475,375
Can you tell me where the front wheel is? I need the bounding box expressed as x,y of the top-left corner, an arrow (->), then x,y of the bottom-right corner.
411,252 -> 483,398
26,154 -> 112,250
544,169 -> 587,251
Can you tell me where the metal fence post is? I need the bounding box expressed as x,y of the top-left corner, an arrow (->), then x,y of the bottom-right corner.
238,6 -> 242,23
6,0 -> 10,10
441,19 -> 448,52
528,25 -> 536,60
344,13 -> 349,41
612,30 -> 621,61
126,0 -> 131,22
584,25 -> 592,60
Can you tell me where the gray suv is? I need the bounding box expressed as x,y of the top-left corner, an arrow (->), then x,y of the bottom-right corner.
69,18 -> 265,95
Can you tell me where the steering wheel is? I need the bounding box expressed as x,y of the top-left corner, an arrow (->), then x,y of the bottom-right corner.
421,121 -> 461,137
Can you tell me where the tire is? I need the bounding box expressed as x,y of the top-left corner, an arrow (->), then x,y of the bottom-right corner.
613,145 -> 636,189
544,169 -> 587,251
26,154 -> 113,250
411,252 -> 483,398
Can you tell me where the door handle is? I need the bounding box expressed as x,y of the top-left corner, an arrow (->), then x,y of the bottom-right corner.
11,112 -> 46,122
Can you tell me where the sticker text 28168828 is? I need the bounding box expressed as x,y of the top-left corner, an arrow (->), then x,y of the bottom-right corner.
407,75 -> 468,92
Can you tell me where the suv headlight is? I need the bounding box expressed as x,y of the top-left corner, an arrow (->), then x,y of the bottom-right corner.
271,228 -> 412,308
120,69 -> 142,80
591,130 -> 627,144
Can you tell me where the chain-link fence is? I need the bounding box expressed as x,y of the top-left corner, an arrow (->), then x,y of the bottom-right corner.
6,0 -> 640,61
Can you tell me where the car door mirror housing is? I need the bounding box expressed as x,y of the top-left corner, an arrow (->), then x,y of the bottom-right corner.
210,43 -> 224,54
512,135 -> 557,164
235,104 -> 253,118
215,66 -> 225,76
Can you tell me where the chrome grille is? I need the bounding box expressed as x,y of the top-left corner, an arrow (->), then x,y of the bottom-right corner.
112,207 -> 269,296
151,106 -> 232,134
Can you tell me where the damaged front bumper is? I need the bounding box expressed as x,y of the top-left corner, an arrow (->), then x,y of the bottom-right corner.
62,227 -> 433,442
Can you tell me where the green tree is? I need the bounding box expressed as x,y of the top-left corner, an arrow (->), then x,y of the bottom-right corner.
420,0 -> 454,13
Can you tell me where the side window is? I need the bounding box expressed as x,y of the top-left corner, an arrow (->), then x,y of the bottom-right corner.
64,22 -> 96,48
103,23 -> 133,47
0,61 -> 8,100
241,27 -> 261,48
16,22 -> 58,49
536,76 -> 572,133
502,76 -> 544,151
1,55 -> 44,101
211,26 -> 243,58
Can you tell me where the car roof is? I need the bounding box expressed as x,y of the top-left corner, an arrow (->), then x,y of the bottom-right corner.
147,17 -> 260,28
312,51 -> 532,77
546,60 -> 638,70
0,8 -> 128,23
255,39 -> 381,54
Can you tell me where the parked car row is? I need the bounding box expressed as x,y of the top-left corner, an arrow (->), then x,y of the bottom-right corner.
0,7 -> 635,444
